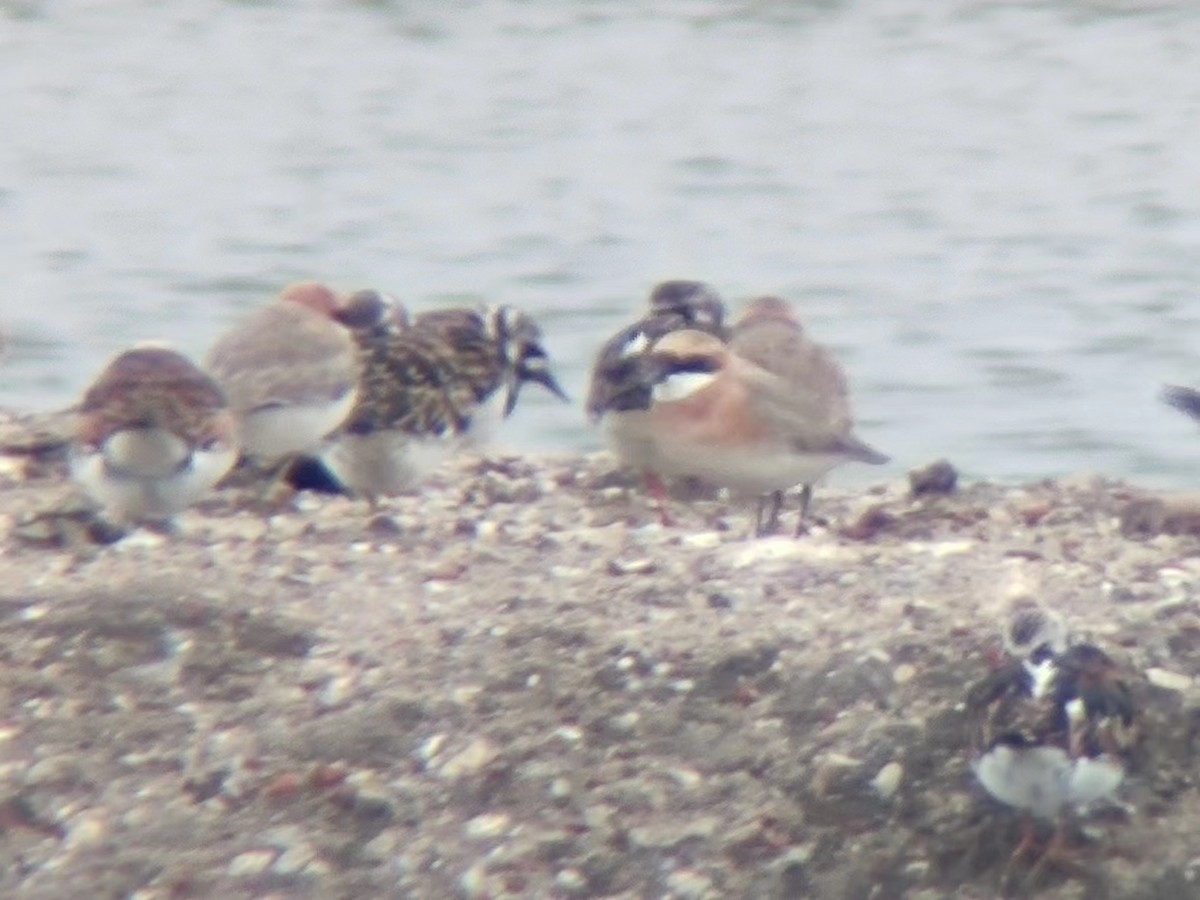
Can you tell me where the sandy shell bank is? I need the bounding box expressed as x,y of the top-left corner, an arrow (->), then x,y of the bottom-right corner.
1,446 -> 1199,899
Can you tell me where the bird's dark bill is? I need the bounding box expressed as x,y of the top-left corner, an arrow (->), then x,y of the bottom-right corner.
505,369 -> 569,416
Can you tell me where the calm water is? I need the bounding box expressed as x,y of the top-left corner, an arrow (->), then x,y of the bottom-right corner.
3,0 -> 1200,487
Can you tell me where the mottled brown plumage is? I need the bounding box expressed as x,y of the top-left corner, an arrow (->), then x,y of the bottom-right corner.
966,644 -> 1137,766
585,280 -> 728,421
409,309 -> 508,421
77,346 -> 233,450
320,299 -> 474,498
413,304 -> 567,421
70,345 -> 238,524
344,329 -> 469,440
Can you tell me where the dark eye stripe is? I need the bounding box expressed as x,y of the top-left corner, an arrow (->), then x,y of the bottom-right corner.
661,355 -> 718,376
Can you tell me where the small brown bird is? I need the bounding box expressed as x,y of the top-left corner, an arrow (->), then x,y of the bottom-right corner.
585,280 -> 728,524
616,295 -> 886,534
70,344 -> 238,525
204,281 -> 360,465
726,296 -> 889,534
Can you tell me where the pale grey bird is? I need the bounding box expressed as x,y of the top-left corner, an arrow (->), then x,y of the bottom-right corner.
205,281 -> 360,465
725,295 -> 889,534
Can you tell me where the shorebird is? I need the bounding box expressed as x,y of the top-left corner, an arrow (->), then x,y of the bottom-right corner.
585,280 -> 728,524
204,282 -> 360,472
70,343 -> 238,526
320,290 -> 462,500
623,296 -> 887,534
409,302 -> 568,441
335,287 -> 410,334
320,297 -> 565,501
966,603 -> 1138,884
726,295 -> 889,534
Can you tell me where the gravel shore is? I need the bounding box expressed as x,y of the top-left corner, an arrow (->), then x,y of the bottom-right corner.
1,442 -> 1199,899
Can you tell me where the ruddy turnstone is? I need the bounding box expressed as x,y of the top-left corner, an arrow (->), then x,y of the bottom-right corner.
320,298 -> 564,500
966,604 -> 1138,880
585,280 -> 728,523
319,290 -> 461,500
204,281 -> 360,466
69,343 -> 238,525
410,302 -> 568,437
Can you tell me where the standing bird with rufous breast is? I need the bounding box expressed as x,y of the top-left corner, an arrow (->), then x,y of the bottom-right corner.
585,280 -> 729,524
627,296 -> 887,535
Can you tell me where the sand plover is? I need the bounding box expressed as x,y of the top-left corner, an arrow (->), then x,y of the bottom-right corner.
966,604 -> 1137,882
585,280 -> 728,523
204,282 -> 360,466
624,299 -> 887,535
726,296 -> 888,534
70,344 -> 238,525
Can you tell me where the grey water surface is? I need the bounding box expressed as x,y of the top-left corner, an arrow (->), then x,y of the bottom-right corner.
2,0 -> 1200,486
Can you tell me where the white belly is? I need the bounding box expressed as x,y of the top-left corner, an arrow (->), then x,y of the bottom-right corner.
239,389 -> 357,460
1066,755 -> 1125,807
972,744 -> 1123,820
462,388 -> 507,448
972,744 -> 1072,819
71,431 -> 236,523
321,430 -> 452,498
654,437 -> 846,494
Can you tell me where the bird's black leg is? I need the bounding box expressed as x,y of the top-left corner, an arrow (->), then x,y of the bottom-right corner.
756,490 -> 783,537
794,484 -> 814,536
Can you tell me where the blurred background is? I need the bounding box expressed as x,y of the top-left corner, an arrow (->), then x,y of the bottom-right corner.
2,0 -> 1199,486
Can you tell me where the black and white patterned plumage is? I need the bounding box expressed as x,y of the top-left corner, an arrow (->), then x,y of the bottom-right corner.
319,296 -> 564,500
585,280 -> 728,422
965,603 -> 1138,870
